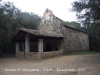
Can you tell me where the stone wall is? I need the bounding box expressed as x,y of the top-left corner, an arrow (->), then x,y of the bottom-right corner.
16,9 -> 89,59
17,51 -> 24,58
16,51 -> 63,60
25,33 -> 30,57
41,51 -> 63,59
61,26 -> 89,54
27,52 -> 38,60
37,8 -> 63,37
16,51 -> 38,60
37,8 -> 89,54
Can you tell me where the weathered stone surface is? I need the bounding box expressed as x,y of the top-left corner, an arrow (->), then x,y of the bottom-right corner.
41,51 -> 63,59
37,8 -> 63,37
13,8 -> 89,59
25,33 -> 30,57
16,42 -> 19,56
61,26 -> 89,54
17,51 -> 24,58
27,52 -> 38,60
38,39 -> 43,59
38,8 -> 89,54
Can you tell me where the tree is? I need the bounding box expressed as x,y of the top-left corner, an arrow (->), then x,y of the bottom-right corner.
72,0 -> 100,51
64,21 -> 81,29
0,1 -> 41,56
20,12 -> 41,29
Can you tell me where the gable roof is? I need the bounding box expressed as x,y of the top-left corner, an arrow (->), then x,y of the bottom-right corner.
11,8 -> 88,42
11,28 -> 64,41
44,9 -> 88,34
20,28 -> 64,37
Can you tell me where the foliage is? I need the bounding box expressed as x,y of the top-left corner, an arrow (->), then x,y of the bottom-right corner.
20,12 -> 41,29
72,0 -> 100,51
64,21 -> 81,29
0,1 -> 41,55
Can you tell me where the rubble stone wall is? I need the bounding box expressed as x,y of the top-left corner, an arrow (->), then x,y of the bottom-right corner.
61,26 -> 89,54
17,51 -> 24,58
41,51 -> 63,59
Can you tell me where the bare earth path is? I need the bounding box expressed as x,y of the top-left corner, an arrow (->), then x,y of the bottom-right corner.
0,54 -> 100,75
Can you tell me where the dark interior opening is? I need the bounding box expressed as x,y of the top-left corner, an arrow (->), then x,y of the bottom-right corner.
45,43 -> 51,52
30,42 -> 38,52
55,47 -> 58,51
19,42 -> 24,51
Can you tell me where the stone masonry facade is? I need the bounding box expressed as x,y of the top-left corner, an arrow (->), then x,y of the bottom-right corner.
62,26 -> 89,54
12,8 -> 89,59
38,8 -> 89,54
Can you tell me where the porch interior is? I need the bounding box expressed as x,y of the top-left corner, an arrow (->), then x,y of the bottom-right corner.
12,31 -> 64,59
18,33 -> 63,52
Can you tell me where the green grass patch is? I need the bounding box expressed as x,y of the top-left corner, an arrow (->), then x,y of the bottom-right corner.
66,51 -> 100,55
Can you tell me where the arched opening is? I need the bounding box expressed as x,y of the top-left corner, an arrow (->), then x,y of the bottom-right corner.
46,43 -> 51,51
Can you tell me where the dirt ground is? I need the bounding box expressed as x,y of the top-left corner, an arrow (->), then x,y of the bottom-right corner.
0,54 -> 100,75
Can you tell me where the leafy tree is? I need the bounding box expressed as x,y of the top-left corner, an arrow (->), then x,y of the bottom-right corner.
72,0 -> 100,51
0,1 -> 41,56
64,21 -> 81,29
20,12 -> 41,29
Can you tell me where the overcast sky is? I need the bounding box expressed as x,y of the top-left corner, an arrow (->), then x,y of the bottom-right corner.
3,0 -> 77,22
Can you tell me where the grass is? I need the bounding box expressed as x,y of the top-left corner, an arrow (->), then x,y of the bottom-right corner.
66,51 -> 100,55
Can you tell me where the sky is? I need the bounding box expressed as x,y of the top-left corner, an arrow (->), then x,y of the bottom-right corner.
3,0 -> 77,22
